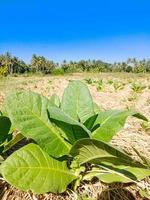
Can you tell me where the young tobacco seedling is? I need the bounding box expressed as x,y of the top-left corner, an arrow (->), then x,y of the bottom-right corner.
96,79 -> 104,91
131,82 -> 146,93
84,78 -> 93,85
113,81 -> 124,91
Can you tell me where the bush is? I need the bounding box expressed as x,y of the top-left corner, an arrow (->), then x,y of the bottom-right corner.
0,66 -> 8,76
52,68 -> 65,75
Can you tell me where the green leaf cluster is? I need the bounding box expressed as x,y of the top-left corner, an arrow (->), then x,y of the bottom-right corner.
0,80 -> 149,194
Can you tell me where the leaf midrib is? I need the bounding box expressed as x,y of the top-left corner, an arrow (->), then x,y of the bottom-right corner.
15,105 -> 71,150
79,154 -> 117,165
5,166 -> 76,175
98,112 -> 117,127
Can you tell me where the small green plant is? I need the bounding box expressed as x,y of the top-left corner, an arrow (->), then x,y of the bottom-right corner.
96,79 -> 104,91
147,97 -> 150,105
84,78 -> 93,84
113,81 -> 124,91
127,94 -> 137,102
127,79 -> 133,84
107,79 -> 114,85
140,121 -> 150,132
48,80 -> 52,85
0,81 -> 149,195
131,82 -> 146,93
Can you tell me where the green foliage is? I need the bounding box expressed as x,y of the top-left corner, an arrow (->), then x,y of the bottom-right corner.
140,121 -> 150,132
0,66 -> 8,76
84,78 -> 93,84
91,110 -> 147,142
127,94 -> 137,102
49,94 -> 60,107
1,52 -> 150,76
0,80 -> 149,194
113,81 -> 124,91
0,116 -> 12,153
1,143 -> 78,194
93,102 -> 100,114
48,80 -> 52,85
83,165 -> 150,183
131,82 -> 146,93
48,106 -> 90,143
52,68 -> 65,75
133,147 -> 150,167
0,52 -> 30,75
107,79 -> 114,85
83,167 -> 133,183
61,80 -> 95,122
70,138 -> 141,166
96,79 -> 104,91
0,116 -> 11,144
71,139 -> 150,183
4,91 -> 71,157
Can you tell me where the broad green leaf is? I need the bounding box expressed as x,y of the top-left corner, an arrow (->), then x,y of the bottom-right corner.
49,94 -> 60,107
83,114 -> 98,130
1,144 -> 78,194
70,139 -> 143,167
4,91 -> 71,157
83,168 -> 133,183
121,166 -> 150,180
48,106 -> 90,134
83,163 -> 150,183
71,139 -> 150,183
0,108 -> 16,134
61,80 -> 95,123
48,106 -> 90,143
133,148 -> 150,167
0,116 -> 11,144
92,110 -> 147,142
99,163 -> 150,181
93,102 -> 100,114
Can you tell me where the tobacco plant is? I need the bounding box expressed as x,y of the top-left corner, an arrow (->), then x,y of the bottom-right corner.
0,80 -> 150,194
84,78 -> 93,85
113,81 -> 124,91
131,82 -> 146,93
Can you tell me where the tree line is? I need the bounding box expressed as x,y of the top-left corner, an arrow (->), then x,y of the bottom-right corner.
0,52 -> 150,76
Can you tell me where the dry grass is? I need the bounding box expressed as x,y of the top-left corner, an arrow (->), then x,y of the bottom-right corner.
0,72 -> 150,199
1,180 -> 149,200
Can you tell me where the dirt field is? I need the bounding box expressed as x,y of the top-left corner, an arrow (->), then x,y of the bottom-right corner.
0,72 -> 150,199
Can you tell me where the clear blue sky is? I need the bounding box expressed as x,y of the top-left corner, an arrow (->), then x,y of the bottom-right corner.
0,0 -> 150,63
